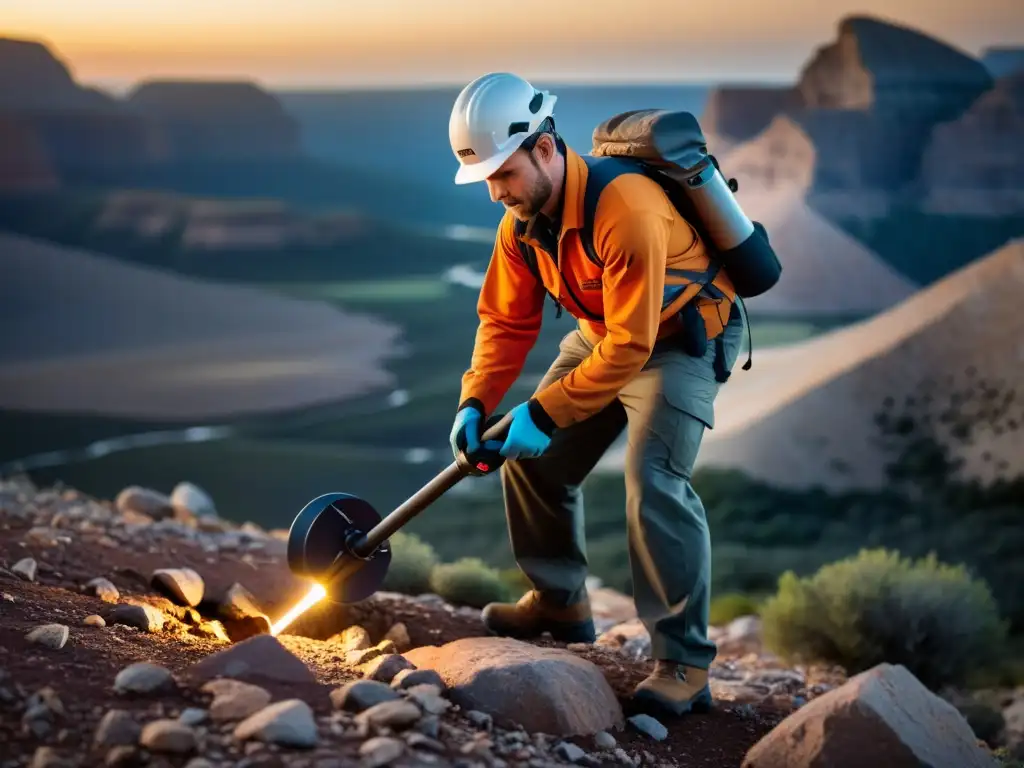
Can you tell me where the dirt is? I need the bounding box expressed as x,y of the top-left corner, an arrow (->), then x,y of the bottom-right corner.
0,480 -> 789,768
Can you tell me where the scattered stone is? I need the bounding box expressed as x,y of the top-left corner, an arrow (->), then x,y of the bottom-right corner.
466,710 -> 493,730
383,622 -> 411,652
331,680 -> 401,712
179,708 -> 208,726
113,662 -> 177,695
23,527 -> 66,548
216,582 -> 266,621
233,699 -> 319,748
205,680 -> 272,722
109,603 -> 165,633
359,653 -> 415,683
170,481 -> 216,517
103,745 -> 139,768
115,486 -> 174,520
151,567 -> 204,607
355,699 -> 423,730
594,731 -> 617,750
329,625 -> 371,652
25,624 -> 69,650
221,614 -> 272,643
405,684 -> 451,716
392,668 -> 446,691
84,614 -> 106,627
555,742 -> 588,763
346,639 -> 397,666
12,557 -> 37,582
28,746 -> 72,768
2,591 -> 13,602
359,736 -> 404,767
186,634 -> 316,686
404,637 -> 623,736
627,714 -> 667,742
406,732 -> 446,753
94,709 -> 142,747
139,719 -> 197,754
742,663 -> 997,767
183,759 -> 215,768
595,619 -> 651,660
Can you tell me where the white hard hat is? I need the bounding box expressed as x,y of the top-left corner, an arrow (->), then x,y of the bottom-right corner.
449,72 -> 557,185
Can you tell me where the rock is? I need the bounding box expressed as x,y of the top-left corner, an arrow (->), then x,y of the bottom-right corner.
359,653 -> 415,683
12,557 -> 37,581
596,619 -> 651,661
330,680 -> 401,712
346,639 -> 396,666
329,625 -> 371,652
392,668 -> 446,691
203,680 -> 272,722
627,714 -> 667,741
29,746 -> 74,768
355,699 -> 422,730
139,719 -> 196,754
109,603 -> 165,633
741,663 -> 998,767
404,637 -> 623,736
170,482 -> 216,517
1005,696 -> 1024,754
113,662 -> 177,695
185,634 -> 316,686
179,707 -> 207,726
383,623 -> 411,652
221,614 -> 272,643
359,736 -> 405,767
84,614 -> 106,627
233,699 -> 319,748
26,624 -> 69,650
466,710 -> 493,731
594,731 -> 617,750
94,709 -> 141,747
555,742 -> 588,763
151,567 -> 204,607
216,582 -> 266,621
115,486 -> 174,520
103,745 -> 139,768
405,684 -> 451,715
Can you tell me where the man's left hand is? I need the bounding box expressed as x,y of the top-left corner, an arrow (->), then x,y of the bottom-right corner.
499,400 -> 555,459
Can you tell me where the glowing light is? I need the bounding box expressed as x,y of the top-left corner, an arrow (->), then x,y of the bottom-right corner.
270,583 -> 327,636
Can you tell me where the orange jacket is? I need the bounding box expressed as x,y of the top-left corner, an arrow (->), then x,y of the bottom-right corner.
459,144 -> 737,430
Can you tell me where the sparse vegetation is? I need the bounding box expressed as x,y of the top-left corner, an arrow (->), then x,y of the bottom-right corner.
429,557 -> 512,608
709,593 -> 762,626
759,548 -> 1010,690
381,531 -> 438,596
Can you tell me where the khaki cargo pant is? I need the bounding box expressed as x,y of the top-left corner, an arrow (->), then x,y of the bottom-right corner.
499,307 -> 745,670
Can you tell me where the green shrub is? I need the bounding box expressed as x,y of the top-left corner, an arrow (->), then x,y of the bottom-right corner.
381,531 -> 438,595
430,557 -> 511,608
498,567 -> 532,599
760,548 -> 1009,690
709,593 -> 762,626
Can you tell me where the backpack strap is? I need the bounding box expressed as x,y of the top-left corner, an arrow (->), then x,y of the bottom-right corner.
579,155 -> 646,269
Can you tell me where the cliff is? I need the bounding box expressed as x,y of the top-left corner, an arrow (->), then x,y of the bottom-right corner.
0,116 -> 59,192
919,72 -> 1024,216
981,46 -> 1024,78
126,80 -> 301,160
0,38 -> 114,112
699,86 -> 801,144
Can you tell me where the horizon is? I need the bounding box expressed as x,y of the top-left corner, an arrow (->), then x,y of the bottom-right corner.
3,0 -> 1021,93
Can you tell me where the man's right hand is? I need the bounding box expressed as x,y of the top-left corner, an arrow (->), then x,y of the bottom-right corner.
449,402 -> 483,461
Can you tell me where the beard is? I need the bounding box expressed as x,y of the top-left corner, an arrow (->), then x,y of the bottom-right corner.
503,166 -> 554,221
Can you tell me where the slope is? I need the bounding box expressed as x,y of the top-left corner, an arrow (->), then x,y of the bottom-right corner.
0,233 -> 403,419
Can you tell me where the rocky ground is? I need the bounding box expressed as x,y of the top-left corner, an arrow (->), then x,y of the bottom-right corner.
0,476 -> 1013,767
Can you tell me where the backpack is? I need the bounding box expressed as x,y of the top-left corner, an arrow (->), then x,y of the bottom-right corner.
515,109 -> 782,380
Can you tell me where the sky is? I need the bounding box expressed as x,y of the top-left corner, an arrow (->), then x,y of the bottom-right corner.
1,0 -> 1021,91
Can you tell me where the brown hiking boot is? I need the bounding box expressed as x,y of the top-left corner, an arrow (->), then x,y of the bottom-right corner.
632,660 -> 713,717
481,590 -> 596,644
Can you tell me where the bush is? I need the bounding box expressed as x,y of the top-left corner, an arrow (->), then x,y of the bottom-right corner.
381,531 -> 438,595
498,567 -> 532,599
430,557 -> 512,608
709,593 -> 762,626
760,548 -> 1009,690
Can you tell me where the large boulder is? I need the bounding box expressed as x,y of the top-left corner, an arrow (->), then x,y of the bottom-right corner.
742,662 -> 998,767
403,637 -> 623,736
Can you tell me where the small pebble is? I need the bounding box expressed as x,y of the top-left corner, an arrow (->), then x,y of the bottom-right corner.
26,624 -> 69,650
84,615 -> 106,627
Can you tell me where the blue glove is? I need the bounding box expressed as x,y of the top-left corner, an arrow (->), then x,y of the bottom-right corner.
499,400 -> 555,460
450,403 -> 482,460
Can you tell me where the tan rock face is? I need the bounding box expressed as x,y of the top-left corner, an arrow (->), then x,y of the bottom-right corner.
741,663 -> 998,768
403,637 -> 623,737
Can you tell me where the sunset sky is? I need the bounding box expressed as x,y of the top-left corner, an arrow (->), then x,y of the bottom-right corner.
2,0 -> 1021,91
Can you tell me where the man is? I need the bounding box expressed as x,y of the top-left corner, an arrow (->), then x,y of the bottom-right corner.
446,72 -> 745,717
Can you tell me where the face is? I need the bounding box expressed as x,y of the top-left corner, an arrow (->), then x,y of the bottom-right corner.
485,136 -> 556,221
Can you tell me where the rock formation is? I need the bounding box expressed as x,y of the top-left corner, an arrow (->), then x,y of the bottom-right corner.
0,38 -> 114,112
700,86 -> 801,145
920,72 -> 1024,216
125,80 -> 301,161
0,115 -> 59,192
683,238 -> 1024,492
981,46 -> 1024,78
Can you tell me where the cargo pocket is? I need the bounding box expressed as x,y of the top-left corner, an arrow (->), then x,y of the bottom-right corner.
648,382 -> 712,480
